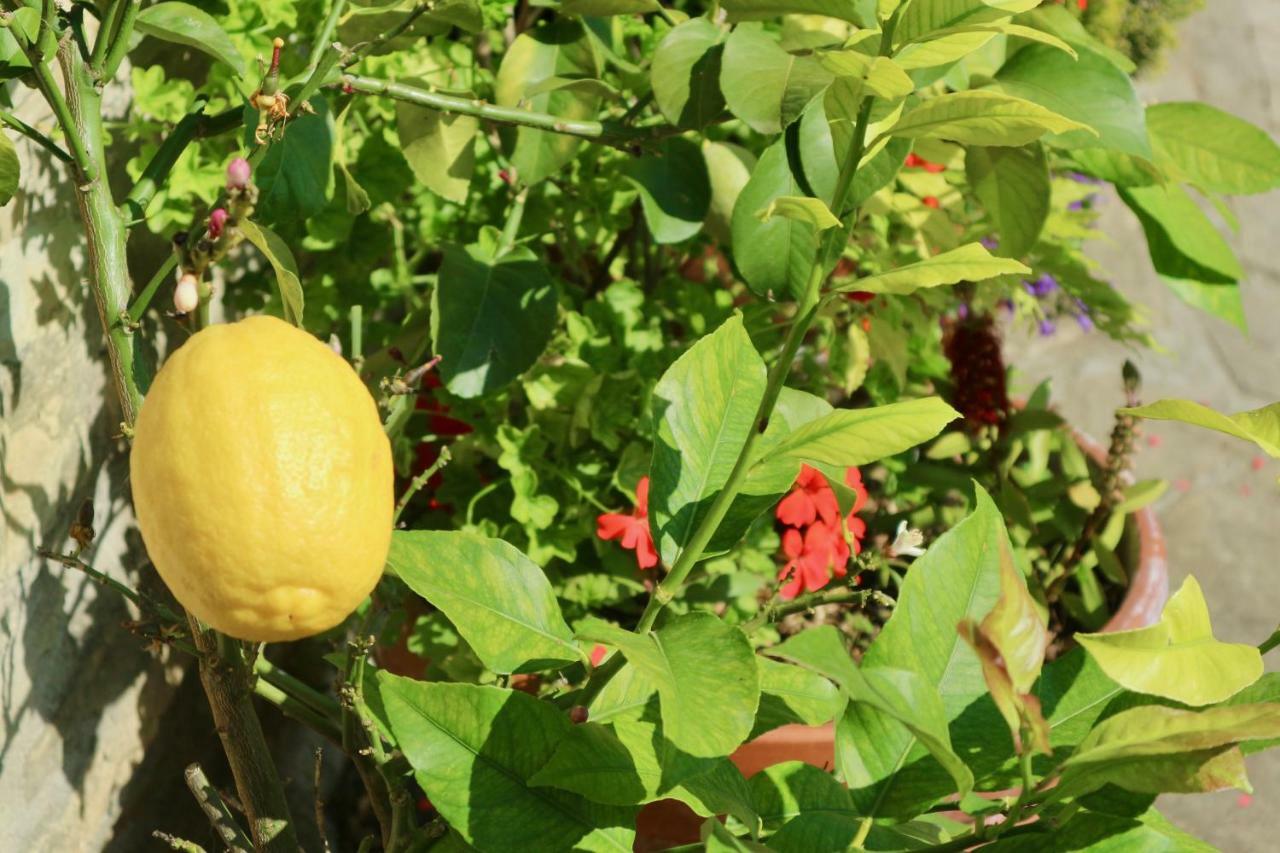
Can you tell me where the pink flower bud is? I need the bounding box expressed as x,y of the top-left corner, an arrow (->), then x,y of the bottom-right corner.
208,208 -> 228,239
174,273 -> 200,314
226,157 -> 252,190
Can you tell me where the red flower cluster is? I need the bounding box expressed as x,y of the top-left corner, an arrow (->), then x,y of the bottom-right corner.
776,466 -> 868,600
904,152 -> 946,173
596,476 -> 659,571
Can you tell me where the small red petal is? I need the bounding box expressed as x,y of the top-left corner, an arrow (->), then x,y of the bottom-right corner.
590,644 -> 608,667
597,513 -> 634,541
844,290 -> 876,303
923,162 -> 946,173
1174,479 -> 1192,493
777,489 -> 818,527
922,196 -> 940,209
1252,456 -> 1266,471
1146,434 -> 1162,448
635,476 -> 650,513
1237,793 -> 1253,808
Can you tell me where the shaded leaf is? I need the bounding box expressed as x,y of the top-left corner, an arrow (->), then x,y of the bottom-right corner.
752,658 -> 843,738
136,2 -> 246,77
396,99 -> 477,203
749,761 -> 855,829
386,530 -> 579,673
720,24 -> 831,135
431,239 -> 558,398
965,143 -> 1049,258
652,18 -> 726,130
649,314 -> 766,566
577,614 -> 761,757
720,0 -> 875,27
991,44 -> 1149,157
248,96 -> 335,223
238,220 -> 304,325
621,137 -> 711,244
730,139 -> 816,299
0,130 -> 17,207
703,141 -> 755,244
376,676 -> 635,851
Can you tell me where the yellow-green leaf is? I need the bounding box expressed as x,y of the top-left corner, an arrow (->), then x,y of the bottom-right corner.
239,220 -> 304,326
834,242 -> 1029,295
1120,399 -> 1280,458
1077,576 -> 1264,706
885,91 -> 1095,147
757,196 -> 841,230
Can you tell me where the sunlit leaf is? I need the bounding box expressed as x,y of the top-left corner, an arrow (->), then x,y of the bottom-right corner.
833,242 -> 1029,295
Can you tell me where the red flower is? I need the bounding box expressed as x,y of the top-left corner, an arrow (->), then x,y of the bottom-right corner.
775,467 -> 868,599
922,195 -> 940,209
778,522 -> 850,599
776,465 -> 840,527
597,476 -> 659,570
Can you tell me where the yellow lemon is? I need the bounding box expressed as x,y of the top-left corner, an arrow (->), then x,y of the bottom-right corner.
130,315 -> 393,642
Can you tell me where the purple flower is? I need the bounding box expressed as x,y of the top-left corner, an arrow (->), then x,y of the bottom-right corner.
1038,318 -> 1056,337
1067,194 -> 1097,212
1024,273 -> 1059,298
980,235 -> 999,250
956,303 -> 970,320
1074,298 -> 1094,332
999,298 -> 1015,316
1067,171 -> 1102,185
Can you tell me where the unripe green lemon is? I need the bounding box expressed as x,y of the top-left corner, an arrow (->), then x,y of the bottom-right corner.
130,315 -> 393,642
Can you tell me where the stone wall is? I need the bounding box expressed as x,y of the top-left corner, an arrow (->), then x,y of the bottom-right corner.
0,83 -> 181,851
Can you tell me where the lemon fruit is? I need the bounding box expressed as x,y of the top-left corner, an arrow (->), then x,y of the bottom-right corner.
130,315 -> 393,642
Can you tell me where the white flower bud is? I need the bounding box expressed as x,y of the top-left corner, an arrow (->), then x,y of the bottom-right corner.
174,273 -> 200,314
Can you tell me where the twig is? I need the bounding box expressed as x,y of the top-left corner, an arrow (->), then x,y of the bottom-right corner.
307,0 -> 348,73
38,548 -> 184,623
0,108 -> 73,163
184,763 -> 253,853
99,0 -> 140,81
122,254 -> 178,324
120,101 -> 243,223
314,748 -> 333,853
394,446 -> 452,524
152,831 -> 208,853
744,586 -> 890,633
342,2 -> 433,68
336,73 -> 671,149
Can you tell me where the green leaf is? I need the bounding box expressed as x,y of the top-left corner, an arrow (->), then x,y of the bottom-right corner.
846,486 -> 1011,815
396,98 -> 477,203
965,143 -> 1049,258
896,0 -> 1039,44
768,627 -> 975,805
1147,102 -> 1280,195
990,45 -> 1150,157
720,0 -> 875,27
986,806 -> 1214,852
1118,184 -> 1242,283
669,759 -> 760,831
1016,4 -> 1136,74
577,614 -> 761,758
752,658 -> 843,738
649,314 -> 766,566
720,24 -> 831,135
0,130 -> 17,207
703,141 -> 756,244
834,242 -> 1029,295
905,22 -> 1077,70
1057,703 -> 1280,797
386,530 -> 579,673
431,239 -> 558,398
1160,278 -> 1246,333
376,676 -> 636,851
1077,576 -> 1263,706
249,97 -> 335,224
761,397 -> 960,468
730,140 -> 816,299
1119,399 -> 1280,458
560,0 -> 660,15
749,760 -> 856,829
1068,147 -> 1161,187
757,196 -> 841,231
530,719 -> 716,804
135,2 -> 246,77
494,19 -> 601,184
885,91 -> 1094,147
621,137 -> 711,244
819,52 -> 914,100
651,18 -> 726,130
238,221 -> 304,325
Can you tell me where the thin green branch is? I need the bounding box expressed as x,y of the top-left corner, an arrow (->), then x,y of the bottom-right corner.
6,20 -> 98,181
342,1 -> 432,69
36,0 -> 58,61
121,102 -> 244,223
88,0 -> 120,69
0,108 -> 73,162
254,654 -> 342,721
293,41 -> 343,113
307,0 -> 348,72
184,763 -> 253,853
336,73 -> 669,148
100,0 -> 140,81
394,445 -> 451,524
123,254 -> 177,322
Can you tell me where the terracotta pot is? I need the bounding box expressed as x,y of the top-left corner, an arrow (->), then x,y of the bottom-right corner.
633,426 -> 1170,851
